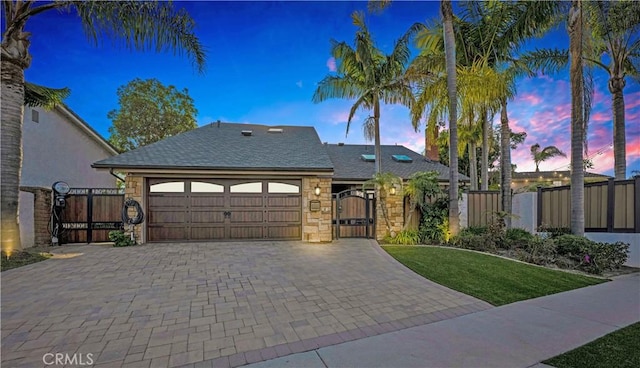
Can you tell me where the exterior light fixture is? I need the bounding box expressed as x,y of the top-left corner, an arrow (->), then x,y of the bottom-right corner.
314,184 -> 321,196
389,186 -> 396,195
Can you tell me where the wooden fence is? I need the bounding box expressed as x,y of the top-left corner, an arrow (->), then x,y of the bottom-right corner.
61,188 -> 124,243
537,177 -> 639,233
467,191 -> 502,227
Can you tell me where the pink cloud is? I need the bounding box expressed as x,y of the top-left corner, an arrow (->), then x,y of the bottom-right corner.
326,57 -> 336,72
516,93 -> 542,105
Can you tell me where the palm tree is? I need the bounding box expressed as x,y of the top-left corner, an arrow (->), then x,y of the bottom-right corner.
441,0 -> 459,236
1,1 -> 206,253
586,0 -> 640,179
569,0 -> 586,236
313,11 -> 420,174
530,143 -> 567,171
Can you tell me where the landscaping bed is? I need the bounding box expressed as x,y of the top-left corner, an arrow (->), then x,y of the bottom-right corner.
383,246 -> 605,306
1,250 -> 51,271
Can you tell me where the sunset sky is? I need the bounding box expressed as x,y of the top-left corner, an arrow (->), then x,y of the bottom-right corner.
23,1 -> 639,177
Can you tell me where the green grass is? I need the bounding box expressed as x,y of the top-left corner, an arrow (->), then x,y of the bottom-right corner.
544,322 -> 640,368
383,246 -> 606,306
1,251 -> 50,272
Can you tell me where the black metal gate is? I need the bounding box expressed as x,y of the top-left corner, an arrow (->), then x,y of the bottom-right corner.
60,188 -> 124,244
333,189 -> 375,239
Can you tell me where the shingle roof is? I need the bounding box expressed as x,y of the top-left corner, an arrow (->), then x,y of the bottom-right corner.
325,144 -> 469,181
93,122 -> 334,171
513,170 -> 611,180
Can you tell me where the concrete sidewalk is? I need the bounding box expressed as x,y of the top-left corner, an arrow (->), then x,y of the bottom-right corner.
245,273 -> 640,368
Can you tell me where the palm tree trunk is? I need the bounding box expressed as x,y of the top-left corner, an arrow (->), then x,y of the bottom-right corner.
374,99 -> 382,175
609,76 -> 626,180
480,108 -> 489,190
569,0 -> 584,236
469,142 -> 478,190
500,98 -> 512,228
442,0 -> 459,236
1,60 -> 26,253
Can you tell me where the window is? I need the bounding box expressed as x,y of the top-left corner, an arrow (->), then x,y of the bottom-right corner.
361,154 -> 375,162
191,182 -> 224,193
268,182 -> 299,193
230,182 -> 262,193
149,181 -> 184,192
31,109 -> 39,123
392,154 -> 413,163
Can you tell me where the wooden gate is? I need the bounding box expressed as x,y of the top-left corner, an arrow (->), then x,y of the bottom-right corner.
332,189 -> 375,239
61,188 -> 124,243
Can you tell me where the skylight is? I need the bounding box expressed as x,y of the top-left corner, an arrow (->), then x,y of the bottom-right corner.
392,154 -> 413,163
361,154 -> 375,162
268,128 -> 283,133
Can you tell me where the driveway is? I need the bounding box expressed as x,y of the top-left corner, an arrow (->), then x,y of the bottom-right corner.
1,240 -> 490,368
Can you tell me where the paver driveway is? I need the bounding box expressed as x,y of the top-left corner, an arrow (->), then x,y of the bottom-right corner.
1,240 -> 490,367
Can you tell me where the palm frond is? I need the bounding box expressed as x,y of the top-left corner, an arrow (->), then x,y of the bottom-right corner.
24,82 -> 71,109
72,1 -> 206,73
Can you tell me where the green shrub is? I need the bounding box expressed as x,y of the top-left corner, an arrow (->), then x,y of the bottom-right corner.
448,233 -> 498,253
538,226 -> 571,238
517,236 -> 557,265
552,235 -> 629,274
461,226 -> 488,236
387,229 -> 421,245
418,197 -> 448,244
505,228 -> 535,249
108,230 -> 136,247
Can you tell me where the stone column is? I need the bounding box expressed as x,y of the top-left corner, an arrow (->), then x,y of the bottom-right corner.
375,186 -> 404,241
124,174 -> 144,244
302,177 -> 332,242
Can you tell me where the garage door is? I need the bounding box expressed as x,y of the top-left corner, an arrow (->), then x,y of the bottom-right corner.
147,179 -> 301,241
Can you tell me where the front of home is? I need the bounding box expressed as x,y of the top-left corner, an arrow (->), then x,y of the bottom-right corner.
93,122 -> 463,243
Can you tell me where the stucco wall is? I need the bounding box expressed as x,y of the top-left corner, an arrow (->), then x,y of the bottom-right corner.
21,106 -> 116,188
19,191 -> 35,247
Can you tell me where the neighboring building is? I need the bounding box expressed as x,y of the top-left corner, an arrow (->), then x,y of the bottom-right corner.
20,104 -> 118,247
93,122 -> 466,243
512,170 -> 611,192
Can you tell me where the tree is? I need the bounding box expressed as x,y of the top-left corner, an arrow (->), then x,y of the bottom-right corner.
108,79 -> 197,152
530,143 -> 567,171
313,11 -> 420,174
587,0 -> 640,179
441,0 -> 459,236
1,1 -> 206,253
404,171 -> 442,230
569,0 -> 587,236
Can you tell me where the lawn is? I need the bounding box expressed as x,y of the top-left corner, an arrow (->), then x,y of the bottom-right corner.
383,246 -> 606,306
543,322 -> 640,368
1,250 -> 51,271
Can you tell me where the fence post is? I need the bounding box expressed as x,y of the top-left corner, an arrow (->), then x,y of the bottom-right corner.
87,189 -> 93,244
607,178 -> 615,233
536,186 -> 542,230
635,176 -> 640,233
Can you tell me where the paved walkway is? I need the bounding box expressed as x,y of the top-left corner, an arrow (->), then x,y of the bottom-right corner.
1,240 -> 488,367
245,272 -> 640,368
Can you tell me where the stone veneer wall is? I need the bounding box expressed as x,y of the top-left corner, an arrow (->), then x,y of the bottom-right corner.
375,187 -> 405,241
124,174 -> 144,244
302,177 -> 332,242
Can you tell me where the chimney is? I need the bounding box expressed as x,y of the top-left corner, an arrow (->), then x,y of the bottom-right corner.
425,125 -> 440,162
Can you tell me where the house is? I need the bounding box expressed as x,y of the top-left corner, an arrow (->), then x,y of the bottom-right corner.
20,104 -> 118,247
511,170 -> 611,192
93,122 -> 464,243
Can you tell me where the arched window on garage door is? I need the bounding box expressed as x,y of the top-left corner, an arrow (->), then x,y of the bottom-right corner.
230,182 -> 262,193
268,182 -> 300,193
191,182 -> 224,193
149,181 -> 185,192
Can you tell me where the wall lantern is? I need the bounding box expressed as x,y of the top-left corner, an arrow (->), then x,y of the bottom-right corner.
389,185 -> 397,195
314,184 -> 321,196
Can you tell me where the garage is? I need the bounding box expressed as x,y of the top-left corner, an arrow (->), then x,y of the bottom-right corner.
148,179 -> 302,241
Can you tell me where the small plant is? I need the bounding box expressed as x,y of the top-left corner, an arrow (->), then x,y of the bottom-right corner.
386,229 -> 421,245
419,197 -> 448,244
448,232 -> 498,253
517,236 -> 557,265
108,230 -> 136,247
461,226 -> 488,236
538,225 -> 571,238
505,228 -> 535,249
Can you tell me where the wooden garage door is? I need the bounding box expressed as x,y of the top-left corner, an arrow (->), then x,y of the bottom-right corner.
147,179 -> 301,241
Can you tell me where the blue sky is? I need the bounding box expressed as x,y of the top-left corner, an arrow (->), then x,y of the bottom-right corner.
23,0 -> 639,177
